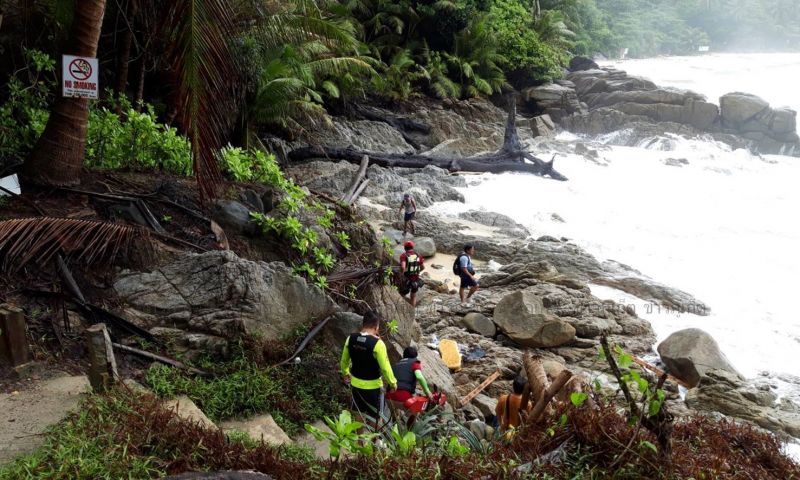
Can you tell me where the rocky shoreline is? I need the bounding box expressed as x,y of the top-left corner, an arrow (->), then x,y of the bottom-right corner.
105,65 -> 800,444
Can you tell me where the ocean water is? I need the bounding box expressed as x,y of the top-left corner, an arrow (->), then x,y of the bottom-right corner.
429,53 -> 800,454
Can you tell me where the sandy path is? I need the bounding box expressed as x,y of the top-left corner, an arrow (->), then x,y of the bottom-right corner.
0,374 -> 89,464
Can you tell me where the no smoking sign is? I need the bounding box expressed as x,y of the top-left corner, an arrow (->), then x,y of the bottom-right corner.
62,55 -> 98,99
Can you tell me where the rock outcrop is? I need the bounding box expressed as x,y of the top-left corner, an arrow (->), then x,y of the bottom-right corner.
686,369 -> 800,438
657,328 -> 743,388
114,251 -> 336,351
532,64 -> 800,156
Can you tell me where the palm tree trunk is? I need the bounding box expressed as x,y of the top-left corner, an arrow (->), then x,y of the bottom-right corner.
115,0 -> 138,107
22,0 -> 107,187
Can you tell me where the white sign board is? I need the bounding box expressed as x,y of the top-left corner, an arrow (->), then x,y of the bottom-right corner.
698,46 -> 710,52
62,55 -> 99,99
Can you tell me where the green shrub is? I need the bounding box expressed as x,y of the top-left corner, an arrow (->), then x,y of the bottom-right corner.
86,102 -> 193,175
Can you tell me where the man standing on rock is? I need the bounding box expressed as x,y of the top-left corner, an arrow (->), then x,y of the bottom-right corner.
399,193 -> 417,236
340,310 -> 398,429
457,244 -> 479,305
399,240 -> 425,307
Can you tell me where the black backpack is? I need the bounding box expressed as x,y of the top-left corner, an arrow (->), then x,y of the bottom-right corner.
452,254 -> 467,275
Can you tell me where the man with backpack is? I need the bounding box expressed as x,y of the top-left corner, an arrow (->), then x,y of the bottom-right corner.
399,240 -> 425,307
453,244 -> 479,305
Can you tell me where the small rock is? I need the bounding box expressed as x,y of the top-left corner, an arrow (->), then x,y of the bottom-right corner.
162,395 -> 216,430
657,328 -> 742,388
551,213 -> 566,223
432,264 -> 443,270
240,189 -> 265,213
460,313 -> 496,338
212,200 -> 257,236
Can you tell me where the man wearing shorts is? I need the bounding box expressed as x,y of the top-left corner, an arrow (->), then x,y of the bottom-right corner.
457,244 -> 479,305
399,193 -> 417,235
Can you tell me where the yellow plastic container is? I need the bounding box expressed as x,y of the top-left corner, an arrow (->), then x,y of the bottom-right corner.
438,339 -> 462,371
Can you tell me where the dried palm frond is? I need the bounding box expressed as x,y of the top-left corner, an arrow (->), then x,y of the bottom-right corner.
0,217 -> 149,273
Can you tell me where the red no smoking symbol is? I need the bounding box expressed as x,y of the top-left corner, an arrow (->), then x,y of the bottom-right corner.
68,59 -> 92,81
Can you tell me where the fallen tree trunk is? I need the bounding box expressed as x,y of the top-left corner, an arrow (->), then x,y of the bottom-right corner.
289,98 -> 568,181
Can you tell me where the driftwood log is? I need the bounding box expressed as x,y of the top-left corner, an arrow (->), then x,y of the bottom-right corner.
289,100 -> 568,181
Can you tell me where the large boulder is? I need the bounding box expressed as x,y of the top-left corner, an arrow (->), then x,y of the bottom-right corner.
320,312 -> 363,351
492,289 -> 576,348
413,237 -> 437,258
657,328 -> 742,388
114,251 -> 336,345
569,56 -> 599,72
417,345 -> 459,406
720,92 -> 770,126
301,118 -> 415,154
361,284 -> 419,351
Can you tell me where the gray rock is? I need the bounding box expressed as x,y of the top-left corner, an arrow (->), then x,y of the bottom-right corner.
458,211 -> 527,231
657,328 -> 743,388
461,313 -> 496,338
472,393 -> 498,419
115,251 -> 335,346
239,190 -> 264,213
720,92 -> 770,126
493,289 -> 576,348
362,284 -> 418,350
686,369 -> 800,438
413,237 -> 437,258
530,114 -> 556,137
212,200 -> 256,236
220,414 -> 292,446
417,345 -> 459,406
321,312 -> 363,350
301,118 -> 415,155
564,316 -> 621,338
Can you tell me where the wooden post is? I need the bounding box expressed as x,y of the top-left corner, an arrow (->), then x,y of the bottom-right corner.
528,370 -> 573,425
86,323 -> 118,392
459,370 -> 501,408
524,354 -> 550,405
0,306 -> 30,366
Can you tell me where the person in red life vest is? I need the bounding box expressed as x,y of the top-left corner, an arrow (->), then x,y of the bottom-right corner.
340,310 -> 398,429
386,346 -> 434,404
399,240 -> 425,307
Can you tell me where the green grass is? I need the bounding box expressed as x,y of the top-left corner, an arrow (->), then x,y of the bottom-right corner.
144,344 -> 346,437
0,395 -> 165,480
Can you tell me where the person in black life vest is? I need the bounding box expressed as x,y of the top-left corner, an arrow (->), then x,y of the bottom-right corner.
340,310 -> 398,428
386,346 -> 434,405
399,240 -> 425,307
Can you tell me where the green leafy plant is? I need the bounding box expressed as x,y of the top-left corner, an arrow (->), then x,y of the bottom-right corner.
334,231 -> 351,251
304,410 -> 376,458
388,425 -> 417,456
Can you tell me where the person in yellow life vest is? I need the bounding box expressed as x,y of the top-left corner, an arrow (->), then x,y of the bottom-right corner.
340,310 -> 397,429
495,376 -> 531,437
399,241 -> 425,307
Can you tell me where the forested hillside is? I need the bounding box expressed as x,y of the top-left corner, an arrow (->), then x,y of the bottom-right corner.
2,0 -> 800,195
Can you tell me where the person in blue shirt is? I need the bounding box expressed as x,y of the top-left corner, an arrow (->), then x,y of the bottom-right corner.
457,244 -> 479,304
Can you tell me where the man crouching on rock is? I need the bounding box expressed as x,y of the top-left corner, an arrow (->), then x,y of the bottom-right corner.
340,310 -> 398,430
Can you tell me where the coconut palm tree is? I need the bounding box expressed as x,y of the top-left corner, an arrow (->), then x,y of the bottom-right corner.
22,0 -> 106,187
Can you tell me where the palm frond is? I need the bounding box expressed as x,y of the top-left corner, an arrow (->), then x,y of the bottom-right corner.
0,218 -> 148,273
162,0 -> 241,201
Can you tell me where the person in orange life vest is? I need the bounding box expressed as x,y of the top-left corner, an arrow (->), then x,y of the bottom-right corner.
399,240 -> 425,307
340,310 -> 397,427
386,346 -> 433,406
495,376 -> 532,431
